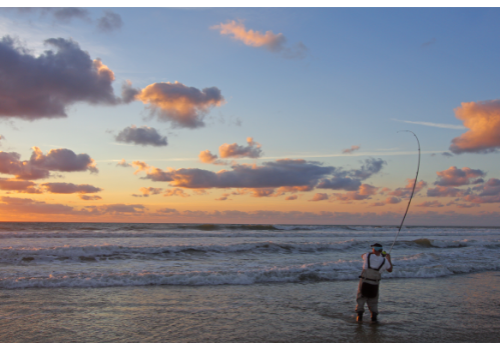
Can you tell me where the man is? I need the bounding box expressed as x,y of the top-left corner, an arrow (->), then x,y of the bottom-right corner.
355,243 -> 393,323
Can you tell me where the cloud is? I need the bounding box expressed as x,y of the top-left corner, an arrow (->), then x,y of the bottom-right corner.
12,7 -> 91,23
316,158 -> 386,191
79,194 -> 102,201
393,119 -> 465,130
115,125 -> 168,147
0,178 -> 41,193
198,150 -> 227,165
116,159 -> 132,167
370,202 -> 385,207
450,99 -> 500,154
0,196 -> 74,214
434,166 -> 485,187
385,196 -> 402,204
215,193 -> 231,201
134,158 -> 335,189
96,11 -> 123,33
132,187 -> 163,197
389,179 -> 427,198
427,185 -> 466,197
462,178 -> 500,203
0,36 -> 118,120
211,20 -> 307,59
309,193 -> 329,201
11,8 -> 123,33
416,200 -> 444,208
285,195 -> 298,201
133,157 -> 385,196
332,184 -> 378,201
349,158 -> 386,180
442,152 -> 453,157
0,135 -> 4,146
219,137 -> 262,158
164,188 -> 190,197
41,182 -> 102,194
126,82 -> 225,128
342,145 -> 360,154
0,147 -> 97,180
84,204 -> 146,215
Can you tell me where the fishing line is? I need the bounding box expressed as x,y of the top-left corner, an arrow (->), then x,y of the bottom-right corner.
388,130 -> 421,255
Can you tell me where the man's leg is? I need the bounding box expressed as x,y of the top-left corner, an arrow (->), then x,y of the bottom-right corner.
355,280 -> 366,321
366,294 -> 379,322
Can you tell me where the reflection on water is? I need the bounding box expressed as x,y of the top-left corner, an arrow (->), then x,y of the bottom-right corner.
1,271 -> 499,342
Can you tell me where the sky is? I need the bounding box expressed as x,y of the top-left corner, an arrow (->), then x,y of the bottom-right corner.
1,6 -> 500,225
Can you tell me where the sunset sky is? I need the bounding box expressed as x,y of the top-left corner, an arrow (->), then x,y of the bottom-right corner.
1,6 -> 500,225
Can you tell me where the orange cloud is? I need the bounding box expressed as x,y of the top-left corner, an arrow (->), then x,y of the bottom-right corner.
133,82 -> 224,128
219,137 -> 262,159
285,195 -> 298,200
164,188 -> 190,198
79,194 -> 102,201
309,193 -> 329,201
416,200 -> 444,208
450,99 -> 500,154
198,150 -> 227,165
385,196 -> 402,204
212,20 -> 285,51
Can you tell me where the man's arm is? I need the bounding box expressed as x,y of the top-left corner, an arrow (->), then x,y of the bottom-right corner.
385,254 -> 393,273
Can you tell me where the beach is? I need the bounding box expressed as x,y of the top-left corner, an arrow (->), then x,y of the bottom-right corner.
1,223 -> 499,342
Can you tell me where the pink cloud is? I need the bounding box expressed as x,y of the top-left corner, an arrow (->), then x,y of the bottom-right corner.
332,184 -> 378,201
342,145 -> 360,154
434,166 -> 485,186
79,194 -> 102,201
285,195 -> 298,201
450,99 -> 500,154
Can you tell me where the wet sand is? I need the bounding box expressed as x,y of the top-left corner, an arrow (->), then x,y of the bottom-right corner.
1,271 -> 499,342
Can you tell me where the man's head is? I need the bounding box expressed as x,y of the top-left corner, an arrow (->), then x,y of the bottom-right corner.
371,243 -> 383,255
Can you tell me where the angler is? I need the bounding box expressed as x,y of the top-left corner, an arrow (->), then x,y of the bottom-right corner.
355,243 -> 393,323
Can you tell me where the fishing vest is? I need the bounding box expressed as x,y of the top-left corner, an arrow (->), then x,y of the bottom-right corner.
359,253 -> 386,286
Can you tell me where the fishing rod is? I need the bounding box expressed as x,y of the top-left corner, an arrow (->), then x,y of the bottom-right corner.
388,130 -> 421,255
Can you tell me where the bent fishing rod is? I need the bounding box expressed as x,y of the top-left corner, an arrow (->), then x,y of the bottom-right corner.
388,130 -> 421,255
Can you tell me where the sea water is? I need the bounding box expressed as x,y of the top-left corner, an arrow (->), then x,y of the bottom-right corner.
1,223 -> 500,342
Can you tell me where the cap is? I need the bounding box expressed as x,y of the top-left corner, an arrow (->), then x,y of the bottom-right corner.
370,243 -> 383,248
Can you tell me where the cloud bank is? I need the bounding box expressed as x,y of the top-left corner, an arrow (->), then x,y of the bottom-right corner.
0,147 -> 97,180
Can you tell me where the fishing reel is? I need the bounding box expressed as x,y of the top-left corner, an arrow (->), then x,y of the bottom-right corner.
382,251 -> 387,257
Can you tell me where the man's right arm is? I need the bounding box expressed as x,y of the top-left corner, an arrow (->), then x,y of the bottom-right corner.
385,254 -> 393,273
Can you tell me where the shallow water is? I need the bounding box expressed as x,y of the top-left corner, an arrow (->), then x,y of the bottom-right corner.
1,271 -> 499,342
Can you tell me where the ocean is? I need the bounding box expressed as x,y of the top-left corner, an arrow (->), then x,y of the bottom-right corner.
1,222 -> 500,342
